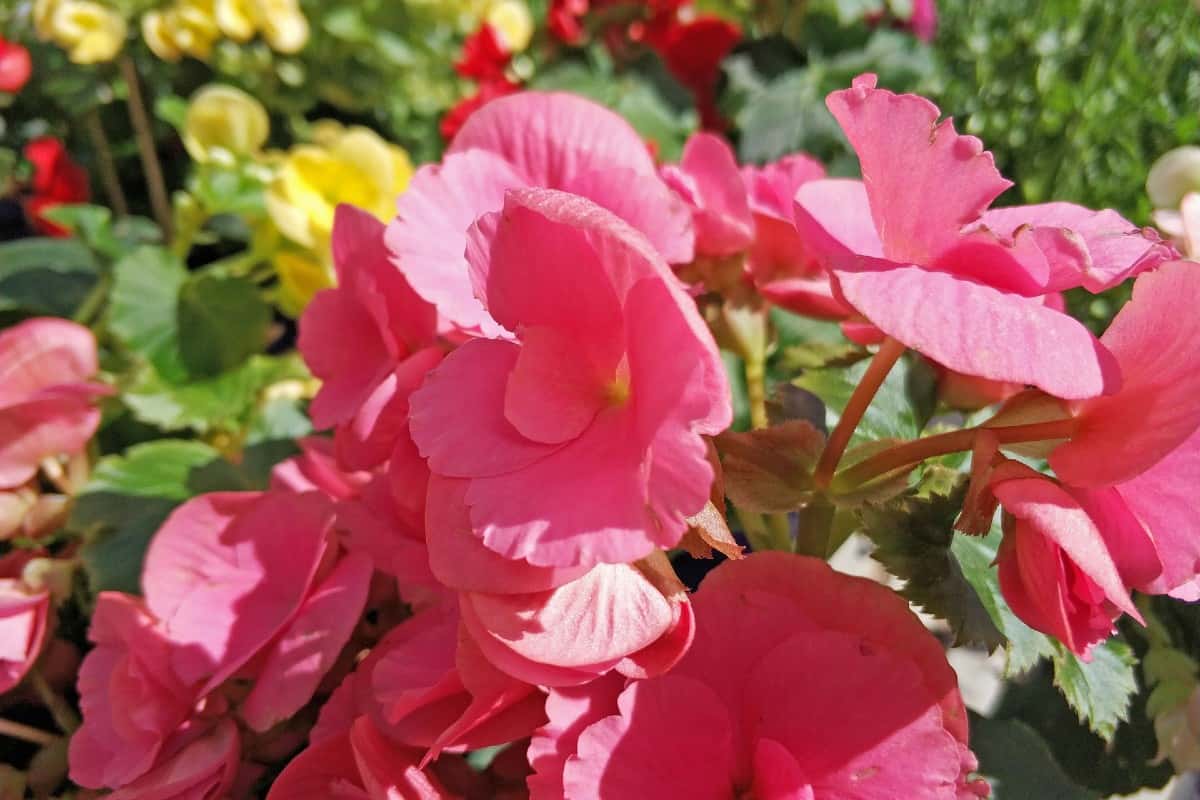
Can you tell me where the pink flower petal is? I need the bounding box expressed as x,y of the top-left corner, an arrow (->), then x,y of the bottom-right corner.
0,580 -> 48,692
528,673 -> 626,800
107,719 -> 239,800
562,676 -> 737,800
661,133 -> 754,257
141,492 -> 333,691
743,153 -> 826,222
266,730 -> 368,800
1052,260 -> 1200,485
448,91 -> 657,187
826,74 -> 1011,264
0,317 -> 100,404
1066,486 -> 1162,593
350,717 -> 453,799
750,738 -> 814,800
563,167 -> 695,264
833,261 -> 1119,399
0,388 -> 104,489
241,551 -> 372,731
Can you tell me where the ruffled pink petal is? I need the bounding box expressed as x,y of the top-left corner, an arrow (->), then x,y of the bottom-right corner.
409,338 -> 562,478
0,389 -> 104,488
1066,486 -> 1162,592
387,149 -> 524,337
977,202 -> 1174,293
0,581 -> 48,692
563,167 -> 695,264
241,551 -> 373,731
271,436 -> 371,499
0,317 -> 100,405
825,74 -> 1012,264
425,475 -> 587,594
792,178 -> 885,262
107,719 -> 239,800
743,631 -> 965,798
833,261 -> 1119,400
661,133 -> 754,257
750,738 -> 814,800
1118,428 -> 1200,600
447,91 -> 657,187
266,730 -> 368,800
141,492 -> 333,690
1052,260 -> 1200,485
562,676 -> 737,800
743,153 -> 826,221
460,563 -> 674,686
528,673 -> 626,800
677,553 -> 969,751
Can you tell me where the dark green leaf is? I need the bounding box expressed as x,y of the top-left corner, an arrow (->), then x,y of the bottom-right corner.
793,354 -> 927,447
859,469 -> 1003,649
177,273 -> 272,377
0,237 -> 99,317
968,714 -> 1097,800
108,246 -> 189,383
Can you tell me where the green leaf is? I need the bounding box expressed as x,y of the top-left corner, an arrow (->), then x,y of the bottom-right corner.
1052,638 -> 1139,742
177,273 -> 272,377
859,469 -> 1003,649
0,237 -> 99,317
968,714 -> 1097,800
721,350 -> 752,432
793,354 -> 927,447
74,440 -> 220,594
123,353 -> 309,434
41,205 -> 162,259
108,246 -> 190,383
952,521 -> 1057,675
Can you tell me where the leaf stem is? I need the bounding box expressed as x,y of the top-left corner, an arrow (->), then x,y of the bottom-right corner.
30,670 -> 79,735
82,107 -> 128,217
745,356 -> 769,430
0,718 -> 58,747
813,337 -> 906,488
832,418 -> 1078,492
119,56 -> 173,240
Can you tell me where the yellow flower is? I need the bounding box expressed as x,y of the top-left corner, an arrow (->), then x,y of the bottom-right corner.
214,0 -> 256,42
33,0 -> 59,39
170,0 -> 221,59
258,0 -> 309,54
141,11 -> 182,61
45,0 -> 127,64
486,0 -> 533,53
274,250 -> 334,317
183,84 -> 270,164
265,122 -> 413,249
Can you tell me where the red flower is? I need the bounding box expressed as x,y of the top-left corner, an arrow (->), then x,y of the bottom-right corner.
0,36 -> 31,95
440,79 -> 522,142
455,24 -> 512,82
548,0 -> 590,43
657,15 -> 741,130
23,138 -> 91,237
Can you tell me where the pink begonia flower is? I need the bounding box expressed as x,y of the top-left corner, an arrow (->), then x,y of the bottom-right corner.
386,91 -> 694,337
267,716 -> 453,800
299,205 -> 444,471
140,491 -> 372,732
794,75 -> 1172,400
409,189 -> 730,568
271,435 -> 373,499
106,719 -> 240,800
0,317 -> 111,488
428,476 -> 693,686
909,0 -> 938,40
660,133 -> 755,257
991,475 -> 1157,657
536,553 -> 987,799
1050,260 -> 1200,486
0,578 -> 49,693
70,593 -> 199,789
311,598 -> 545,762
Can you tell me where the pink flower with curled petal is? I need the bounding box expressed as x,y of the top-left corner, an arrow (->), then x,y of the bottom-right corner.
69,593 -> 198,789
268,716 -> 454,800
106,719 -> 241,800
0,317 -> 111,489
537,552 -> 987,799
139,490 -> 372,732
428,476 -> 693,686
387,91 -> 694,337
661,133 -> 755,258
409,188 -> 730,568
794,75 -> 1172,400
299,205 -> 443,471
0,578 -> 49,694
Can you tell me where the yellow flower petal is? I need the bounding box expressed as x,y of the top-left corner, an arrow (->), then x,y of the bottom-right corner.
51,1 -> 128,64
275,250 -> 334,317
141,11 -> 183,61
486,0 -> 533,53
214,0 -> 257,42
183,84 -> 270,162
258,0 -> 309,53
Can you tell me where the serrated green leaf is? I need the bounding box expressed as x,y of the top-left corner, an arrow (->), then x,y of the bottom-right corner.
1052,638 -> 1139,742
123,354 -> 309,434
859,470 -> 1003,649
108,246 -> 189,383
952,522 -> 1057,675
177,273 -> 272,377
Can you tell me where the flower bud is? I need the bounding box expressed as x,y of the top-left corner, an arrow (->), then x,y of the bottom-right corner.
183,84 -> 270,163
46,0 -> 127,64
1147,146 -> 1200,209
486,0 -> 533,53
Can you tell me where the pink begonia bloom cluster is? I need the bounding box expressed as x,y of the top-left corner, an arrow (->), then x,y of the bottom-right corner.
56,75 -> 1200,798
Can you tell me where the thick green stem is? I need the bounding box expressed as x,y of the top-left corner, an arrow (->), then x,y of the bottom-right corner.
813,337 -> 906,488
745,357 -> 769,430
